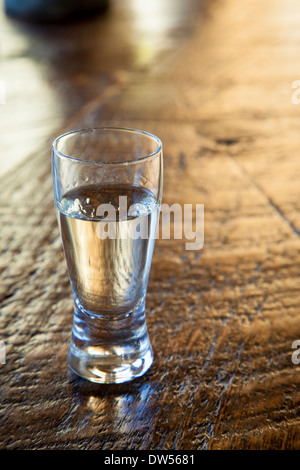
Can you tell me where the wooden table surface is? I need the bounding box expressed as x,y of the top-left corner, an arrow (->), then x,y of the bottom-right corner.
1,0 -> 300,450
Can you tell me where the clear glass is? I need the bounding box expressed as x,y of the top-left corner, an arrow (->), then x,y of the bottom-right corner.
52,127 -> 163,383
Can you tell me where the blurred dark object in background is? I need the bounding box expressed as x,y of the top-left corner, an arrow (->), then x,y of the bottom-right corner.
4,0 -> 109,23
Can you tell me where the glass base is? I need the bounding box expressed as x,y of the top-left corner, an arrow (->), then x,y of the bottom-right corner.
68,343 -> 153,384
68,305 -> 153,384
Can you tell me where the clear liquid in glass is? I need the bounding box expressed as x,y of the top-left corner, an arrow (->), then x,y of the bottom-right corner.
57,184 -> 159,383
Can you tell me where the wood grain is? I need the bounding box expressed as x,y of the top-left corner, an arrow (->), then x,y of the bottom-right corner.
0,0 -> 300,450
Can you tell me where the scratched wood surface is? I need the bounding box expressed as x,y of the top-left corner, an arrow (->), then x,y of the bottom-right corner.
1,0 -> 300,450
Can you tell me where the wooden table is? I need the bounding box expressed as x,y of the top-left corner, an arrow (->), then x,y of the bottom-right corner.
0,0 -> 300,450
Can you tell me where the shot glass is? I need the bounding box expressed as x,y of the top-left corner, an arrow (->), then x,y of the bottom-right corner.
52,127 -> 163,383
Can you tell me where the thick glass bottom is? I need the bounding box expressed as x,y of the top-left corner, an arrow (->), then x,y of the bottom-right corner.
68,305 -> 153,384
68,342 -> 153,384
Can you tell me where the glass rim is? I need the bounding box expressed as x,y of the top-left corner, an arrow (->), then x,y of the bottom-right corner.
52,127 -> 162,165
